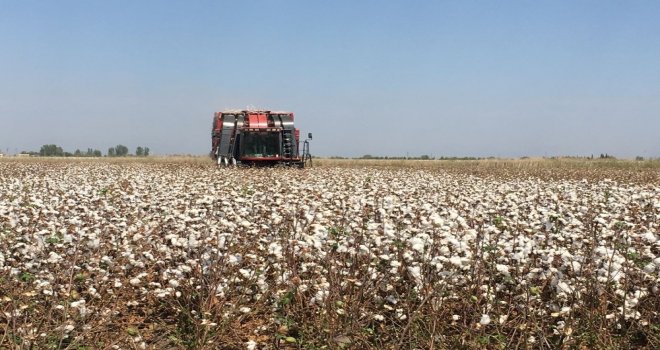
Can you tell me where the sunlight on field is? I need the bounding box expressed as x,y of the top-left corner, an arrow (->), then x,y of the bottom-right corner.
0,158 -> 658,348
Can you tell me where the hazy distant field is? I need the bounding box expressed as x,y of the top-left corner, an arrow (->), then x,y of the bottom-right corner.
1,158 -> 658,349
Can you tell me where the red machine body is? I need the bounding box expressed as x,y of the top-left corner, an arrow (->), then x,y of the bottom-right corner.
211,110 -> 310,167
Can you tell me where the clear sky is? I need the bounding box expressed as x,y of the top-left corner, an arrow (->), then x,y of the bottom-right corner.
1,1 -> 659,158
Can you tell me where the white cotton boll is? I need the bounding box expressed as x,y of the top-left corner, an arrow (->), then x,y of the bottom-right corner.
480,314 -> 491,325
169,279 -> 179,288
449,256 -> 462,267
373,314 -> 385,321
439,246 -> 450,255
430,214 -> 444,227
642,232 -> 657,244
396,309 -> 407,320
633,289 -> 647,300
188,235 -> 199,249
70,299 -> 85,308
495,264 -> 510,275
129,278 -> 141,286
452,315 -> 460,321
409,236 -> 425,253
383,223 -> 396,238
407,266 -> 422,284
268,242 -> 283,256
643,262 -> 656,274
47,252 -> 63,263
246,340 -> 257,350
570,261 -> 582,274
556,281 -> 573,294
87,238 -> 100,249
594,246 -> 608,256
359,244 -> 371,253
385,295 -> 398,304
228,254 -> 241,265
313,290 -> 328,304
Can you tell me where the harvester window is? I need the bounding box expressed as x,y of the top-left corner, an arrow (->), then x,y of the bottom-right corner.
240,132 -> 280,158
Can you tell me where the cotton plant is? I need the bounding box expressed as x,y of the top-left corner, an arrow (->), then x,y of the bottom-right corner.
0,160 -> 657,348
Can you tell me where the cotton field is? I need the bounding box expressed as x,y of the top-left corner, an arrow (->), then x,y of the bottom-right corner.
0,159 -> 658,349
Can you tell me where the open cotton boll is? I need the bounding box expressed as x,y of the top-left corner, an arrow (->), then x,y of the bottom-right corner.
643,262 -> 656,274
408,236 -> 425,253
642,232 -> 657,244
480,314 -> 491,325
495,264 -> 510,275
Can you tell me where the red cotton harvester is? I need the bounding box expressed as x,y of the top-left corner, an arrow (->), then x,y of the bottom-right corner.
211,110 -> 312,167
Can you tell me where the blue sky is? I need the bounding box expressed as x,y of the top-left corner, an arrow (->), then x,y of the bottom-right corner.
1,1 -> 658,158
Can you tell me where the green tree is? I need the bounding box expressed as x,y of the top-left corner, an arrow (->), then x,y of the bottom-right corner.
93,150 -> 102,157
39,144 -> 64,157
115,145 -> 129,157
144,147 -> 150,156
136,146 -> 144,157
74,149 -> 82,156
108,147 -> 116,157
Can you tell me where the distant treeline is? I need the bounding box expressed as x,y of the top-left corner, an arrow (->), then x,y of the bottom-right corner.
20,144 -> 151,157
